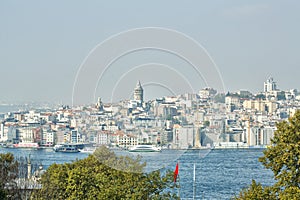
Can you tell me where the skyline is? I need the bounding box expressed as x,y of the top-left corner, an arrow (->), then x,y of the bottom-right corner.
1,1 -> 300,104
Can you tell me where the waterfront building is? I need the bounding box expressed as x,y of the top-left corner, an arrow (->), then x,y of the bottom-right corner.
9,126 -> 18,143
97,130 -> 109,145
70,130 -> 80,143
18,127 -> 35,143
40,126 -> 55,146
138,130 -> 160,144
173,124 -> 197,149
161,128 -> 173,144
44,131 -> 55,146
117,134 -> 138,147
246,126 -> 275,147
56,130 -> 69,144
261,126 -> 275,145
0,122 -> 6,141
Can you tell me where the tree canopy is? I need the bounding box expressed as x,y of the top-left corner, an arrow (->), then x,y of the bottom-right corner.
0,153 -> 19,199
235,110 -> 300,199
32,146 -> 178,199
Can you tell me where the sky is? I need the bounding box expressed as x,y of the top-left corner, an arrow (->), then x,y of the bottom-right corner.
1,0 -> 300,105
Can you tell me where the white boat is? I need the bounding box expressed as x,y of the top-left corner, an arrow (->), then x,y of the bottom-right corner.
13,142 -> 39,148
79,147 -> 96,154
53,144 -> 79,153
128,145 -> 161,152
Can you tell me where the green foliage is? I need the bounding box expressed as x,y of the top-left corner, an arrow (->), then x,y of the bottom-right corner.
214,93 -> 225,103
32,146 -> 178,199
203,121 -> 210,127
278,186 -> 300,200
0,188 -> 7,200
0,153 -> 19,199
233,180 -> 275,200
235,110 -> 300,199
259,110 -> 300,191
255,93 -> 266,100
93,145 -> 146,173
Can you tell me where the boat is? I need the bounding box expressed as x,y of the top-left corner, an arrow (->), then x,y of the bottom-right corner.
13,142 -> 39,148
128,145 -> 161,152
79,147 -> 96,154
53,144 -> 80,153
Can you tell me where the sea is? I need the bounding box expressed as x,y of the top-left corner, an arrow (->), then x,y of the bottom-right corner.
0,104 -> 32,114
0,147 -> 275,200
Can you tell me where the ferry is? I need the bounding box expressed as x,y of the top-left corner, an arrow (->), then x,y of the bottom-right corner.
128,145 -> 161,152
53,144 -> 80,153
13,142 -> 39,148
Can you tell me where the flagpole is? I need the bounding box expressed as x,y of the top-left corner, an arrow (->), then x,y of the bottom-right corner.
178,161 -> 180,199
173,162 -> 180,199
193,163 -> 196,200
178,174 -> 180,199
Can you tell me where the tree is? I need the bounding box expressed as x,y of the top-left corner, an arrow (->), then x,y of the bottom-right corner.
93,145 -> 145,173
32,146 -> 178,199
214,93 -> 225,103
255,93 -> 266,100
235,110 -> 300,199
203,120 -> 210,127
234,180 -> 275,200
0,153 -> 19,199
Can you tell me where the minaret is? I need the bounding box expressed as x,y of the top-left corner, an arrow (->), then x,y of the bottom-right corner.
27,154 -> 31,180
134,81 -> 143,106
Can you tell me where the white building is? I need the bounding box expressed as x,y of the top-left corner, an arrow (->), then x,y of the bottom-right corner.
225,95 -> 240,108
0,123 -> 6,142
97,131 -> 109,145
173,125 -> 196,149
199,87 -> 217,99
42,131 -> 55,146
247,126 -> 275,146
18,127 -> 35,143
117,134 -> 138,147
264,77 -> 277,92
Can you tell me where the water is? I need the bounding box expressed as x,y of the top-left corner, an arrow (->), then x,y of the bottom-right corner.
177,149 -> 274,199
0,148 -> 274,199
0,105 -> 29,114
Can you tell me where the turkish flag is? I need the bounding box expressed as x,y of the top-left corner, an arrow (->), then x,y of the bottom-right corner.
174,162 -> 179,183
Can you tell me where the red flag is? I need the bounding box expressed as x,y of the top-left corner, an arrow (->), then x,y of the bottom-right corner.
174,162 -> 179,183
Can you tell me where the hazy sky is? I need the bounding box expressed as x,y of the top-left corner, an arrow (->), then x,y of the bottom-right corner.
1,0 -> 299,104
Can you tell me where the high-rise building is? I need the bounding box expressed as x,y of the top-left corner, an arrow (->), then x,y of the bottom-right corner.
264,77 -> 277,92
133,80 -> 143,105
95,97 -> 103,111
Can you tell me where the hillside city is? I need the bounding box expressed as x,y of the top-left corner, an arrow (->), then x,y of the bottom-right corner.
0,77 -> 298,149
